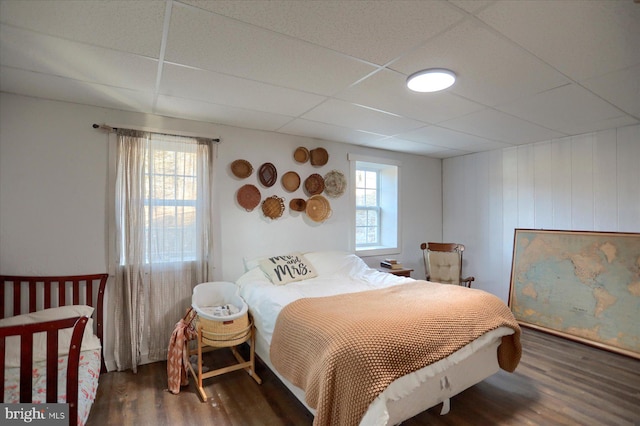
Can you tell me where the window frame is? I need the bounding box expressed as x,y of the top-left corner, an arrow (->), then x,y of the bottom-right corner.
355,168 -> 381,247
349,153 -> 401,257
143,140 -> 199,264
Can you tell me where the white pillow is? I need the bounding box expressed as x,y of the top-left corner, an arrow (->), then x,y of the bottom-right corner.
236,267 -> 271,288
259,252 -> 318,285
244,254 -> 273,272
303,251 -> 360,276
0,305 -> 101,368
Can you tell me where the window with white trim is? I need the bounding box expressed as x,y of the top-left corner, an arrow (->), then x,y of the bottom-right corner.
144,138 -> 198,263
350,154 -> 400,256
355,168 -> 380,246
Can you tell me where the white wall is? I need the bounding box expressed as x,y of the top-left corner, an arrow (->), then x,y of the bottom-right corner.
0,93 -> 442,367
216,127 -> 442,279
442,125 -> 640,302
0,93 -> 442,277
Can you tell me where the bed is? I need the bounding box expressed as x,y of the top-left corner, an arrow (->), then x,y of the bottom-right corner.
0,274 -> 108,426
236,251 -> 521,426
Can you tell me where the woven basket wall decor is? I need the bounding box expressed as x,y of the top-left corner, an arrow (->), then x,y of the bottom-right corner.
258,162 -> 277,187
304,173 -> 325,195
293,147 -> 310,163
261,195 -> 285,219
230,159 -> 253,179
310,147 -> 329,166
237,184 -> 261,211
323,170 -> 347,198
306,194 -> 332,223
282,171 -> 301,192
289,198 -> 306,212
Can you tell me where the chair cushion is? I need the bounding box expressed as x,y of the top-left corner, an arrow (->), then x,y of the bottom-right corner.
427,252 -> 461,285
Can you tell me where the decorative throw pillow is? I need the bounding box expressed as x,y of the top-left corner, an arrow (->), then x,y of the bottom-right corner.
259,252 -> 318,285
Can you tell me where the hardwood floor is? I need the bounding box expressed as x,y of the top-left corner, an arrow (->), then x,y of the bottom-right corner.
87,328 -> 640,425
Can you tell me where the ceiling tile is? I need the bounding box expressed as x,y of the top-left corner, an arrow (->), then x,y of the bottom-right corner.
182,0 -> 466,65
336,68 -> 485,124
160,63 -> 326,117
0,25 -> 158,92
301,99 -> 427,136
0,0 -> 166,57
361,137 -> 457,156
391,19 -> 569,107
581,64 -> 640,118
398,125 -> 511,151
440,108 -> 565,144
0,66 -> 154,113
155,95 -> 294,131
0,0 -> 636,159
477,0 -> 640,82
278,119 -> 388,146
164,3 -> 376,95
497,84 -> 639,135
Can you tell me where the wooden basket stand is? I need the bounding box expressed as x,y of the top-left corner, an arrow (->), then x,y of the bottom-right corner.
186,312 -> 262,401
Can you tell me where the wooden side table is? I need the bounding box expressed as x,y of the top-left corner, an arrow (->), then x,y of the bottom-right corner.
379,268 -> 413,277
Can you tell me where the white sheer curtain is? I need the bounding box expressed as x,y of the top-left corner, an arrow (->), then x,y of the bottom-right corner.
113,129 -> 213,372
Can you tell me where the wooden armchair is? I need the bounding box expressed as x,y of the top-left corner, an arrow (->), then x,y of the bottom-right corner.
420,242 -> 475,287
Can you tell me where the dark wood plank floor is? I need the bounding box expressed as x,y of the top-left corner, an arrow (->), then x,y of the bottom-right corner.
87,328 -> 640,425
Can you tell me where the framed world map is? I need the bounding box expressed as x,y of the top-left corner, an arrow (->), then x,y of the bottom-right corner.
509,229 -> 640,359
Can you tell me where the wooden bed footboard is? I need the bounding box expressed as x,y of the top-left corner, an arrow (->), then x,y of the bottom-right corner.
0,316 -> 88,426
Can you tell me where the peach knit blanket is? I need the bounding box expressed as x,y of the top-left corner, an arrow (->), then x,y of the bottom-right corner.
270,281 -> 521,426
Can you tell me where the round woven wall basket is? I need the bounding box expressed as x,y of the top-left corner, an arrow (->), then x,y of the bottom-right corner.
262,195 -> 285,219
323,170 -> 347,198
293,147 -> 309,163
310,147 -> 329,166
282,171 -> 301,192
237,184 -> 261,211
289,198 -> 306,212
306,194 -> 332,223
230,159 -> 253,179
304,173 -> 325,195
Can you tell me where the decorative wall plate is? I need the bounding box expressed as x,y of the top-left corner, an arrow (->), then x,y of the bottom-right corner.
310,147 -> 329,166
304,173 -> 325,195
323,170 -> 346,198
294,147 -> 309,163
289,198 -> 306,212
237,184 -> 261,211
258,162 -> 277,187
306,195 -> 332,223
261,195 -> 285,219
230,159 -> 253,179
282,171 -> 301,192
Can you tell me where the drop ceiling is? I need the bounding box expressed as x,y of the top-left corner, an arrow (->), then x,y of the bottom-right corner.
1,0 -> 638,158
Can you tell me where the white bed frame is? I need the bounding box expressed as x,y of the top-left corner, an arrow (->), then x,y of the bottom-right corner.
253,326 -> 513,425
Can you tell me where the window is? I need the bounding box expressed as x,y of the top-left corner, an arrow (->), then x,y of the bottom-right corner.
355,169 -> 380,246
145,138 -> 198,263
115,131 -> 212,266
350,154 -> 400,256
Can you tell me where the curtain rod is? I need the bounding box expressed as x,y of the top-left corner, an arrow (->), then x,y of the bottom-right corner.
92,123 -> 220,143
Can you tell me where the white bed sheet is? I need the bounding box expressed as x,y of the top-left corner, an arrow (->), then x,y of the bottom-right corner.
237,251 -> 514,425
238,251 -> 413,344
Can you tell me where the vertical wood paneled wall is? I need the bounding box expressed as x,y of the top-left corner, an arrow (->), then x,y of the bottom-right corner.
442,124 -> 639,301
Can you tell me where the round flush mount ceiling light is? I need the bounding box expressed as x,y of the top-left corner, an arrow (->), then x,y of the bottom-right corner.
406,68 -> 456,92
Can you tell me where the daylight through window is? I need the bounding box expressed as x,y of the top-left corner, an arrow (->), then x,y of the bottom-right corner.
351,155 -> 400,256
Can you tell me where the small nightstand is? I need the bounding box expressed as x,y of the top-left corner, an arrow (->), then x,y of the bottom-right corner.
379,268 -> 413,277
